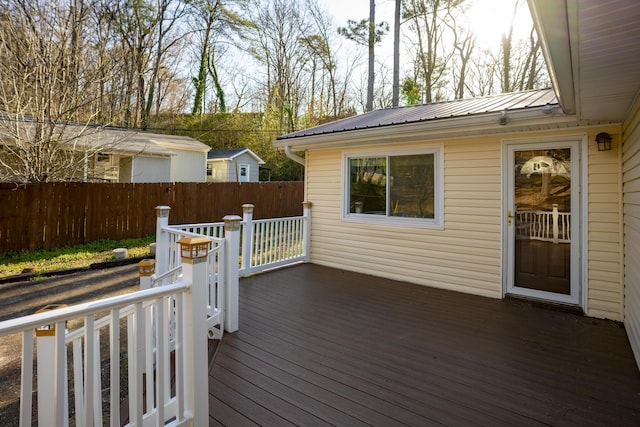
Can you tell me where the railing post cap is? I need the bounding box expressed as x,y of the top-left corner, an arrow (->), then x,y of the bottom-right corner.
137,259 -> 156,276
155,205 -> 171,217
223,215 -> 242,231
242,204 -> 255,212
303,201 -> 312,208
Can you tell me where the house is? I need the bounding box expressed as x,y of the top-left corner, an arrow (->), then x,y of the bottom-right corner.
0,126 -> 210,183
206,148 -> 265,182
89,130 -> 210,183
275,0 -> 640,367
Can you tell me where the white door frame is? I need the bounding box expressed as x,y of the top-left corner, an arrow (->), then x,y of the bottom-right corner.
502,136 -> 587,308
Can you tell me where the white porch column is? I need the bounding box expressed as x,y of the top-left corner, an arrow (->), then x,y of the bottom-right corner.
155,206 -> 171,276
241,204 -> 254,277
178,237 -> 211,426
302,201 -> 312,263
223,215 -> 241,333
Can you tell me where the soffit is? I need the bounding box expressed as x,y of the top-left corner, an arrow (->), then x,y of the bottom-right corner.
530,0 -> 640,121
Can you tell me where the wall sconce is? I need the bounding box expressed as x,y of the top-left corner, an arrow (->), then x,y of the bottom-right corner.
177,236 -> 210,261
595,132 -> 613,151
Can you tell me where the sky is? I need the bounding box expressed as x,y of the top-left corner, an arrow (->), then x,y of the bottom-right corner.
318,0 -> 534,62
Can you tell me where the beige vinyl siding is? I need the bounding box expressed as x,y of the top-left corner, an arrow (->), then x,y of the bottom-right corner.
307,138 -> 503,299
623,96 -> 640,367
587,127 -> 624,320
306,127 -> 624,320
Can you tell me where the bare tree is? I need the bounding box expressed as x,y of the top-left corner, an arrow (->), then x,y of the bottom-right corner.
249,0 -> 314,132
0,0 -> 122,182
402,0 -> 465,103
446,6 -> 475,99
142,0 -> 188,128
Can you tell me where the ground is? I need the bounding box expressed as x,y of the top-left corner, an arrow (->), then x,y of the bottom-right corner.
0,264 -> 139,425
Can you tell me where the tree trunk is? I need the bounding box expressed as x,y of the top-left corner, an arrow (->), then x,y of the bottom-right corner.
367,0 -> 375,112
392,0 -> 401,107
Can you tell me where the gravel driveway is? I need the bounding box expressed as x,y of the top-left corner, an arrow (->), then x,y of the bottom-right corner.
0,264 -> 140,425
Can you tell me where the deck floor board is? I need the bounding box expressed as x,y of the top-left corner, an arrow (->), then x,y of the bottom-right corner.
208,264 -> 640,426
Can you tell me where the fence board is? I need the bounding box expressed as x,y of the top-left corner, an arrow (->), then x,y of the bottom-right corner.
0,181 -> 303,254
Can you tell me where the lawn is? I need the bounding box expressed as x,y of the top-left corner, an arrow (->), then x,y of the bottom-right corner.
0,236 -> 155,278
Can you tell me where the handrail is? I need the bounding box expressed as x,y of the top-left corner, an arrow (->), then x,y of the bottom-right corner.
0,281 -> 190,337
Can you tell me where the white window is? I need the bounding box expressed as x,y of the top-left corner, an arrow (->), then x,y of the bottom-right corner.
344,147 -> 443,227
207,163 -> 213,176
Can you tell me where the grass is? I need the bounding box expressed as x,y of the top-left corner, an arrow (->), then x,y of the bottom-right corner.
0,236 -> 156,278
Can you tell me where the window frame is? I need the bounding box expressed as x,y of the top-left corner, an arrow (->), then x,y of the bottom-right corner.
342,146 -> 444,229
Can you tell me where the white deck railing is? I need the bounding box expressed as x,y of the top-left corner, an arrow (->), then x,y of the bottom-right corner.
0,202 -> 310,426
167,202 -> 312,277
0,279 -> 205,426
516,204 -> 570,244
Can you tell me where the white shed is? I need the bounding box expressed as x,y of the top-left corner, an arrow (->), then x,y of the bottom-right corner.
90,130 -> 210,183
206,148 -> 265,182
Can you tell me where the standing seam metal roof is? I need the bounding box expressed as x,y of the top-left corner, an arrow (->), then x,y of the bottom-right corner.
277,88 -> 558,140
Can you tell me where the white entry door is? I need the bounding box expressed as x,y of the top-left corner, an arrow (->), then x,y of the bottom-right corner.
505,140 -> 582,306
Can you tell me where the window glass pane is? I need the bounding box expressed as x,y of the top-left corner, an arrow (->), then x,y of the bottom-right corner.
349,157 -> 386,214
389,154 -> 435,219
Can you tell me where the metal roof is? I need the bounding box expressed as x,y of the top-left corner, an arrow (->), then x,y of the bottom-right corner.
207,148 -> 247,160
277,88 -> 558,140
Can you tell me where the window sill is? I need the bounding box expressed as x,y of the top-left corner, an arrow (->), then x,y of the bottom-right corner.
342,214 -> 444,230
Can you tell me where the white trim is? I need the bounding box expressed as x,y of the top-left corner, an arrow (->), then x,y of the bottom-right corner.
502,135 -> 586,308
341,145 -> 444,229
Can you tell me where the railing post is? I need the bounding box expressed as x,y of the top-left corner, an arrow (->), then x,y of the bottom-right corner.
35,305 -> 68,427
178,237 -> 211,426
302,201 -> 312,263
223,215 -> 241,333
137,259 -> 156,290
155,206 -> 171,276
552,204 -> 559,244
241,204 -> 254,277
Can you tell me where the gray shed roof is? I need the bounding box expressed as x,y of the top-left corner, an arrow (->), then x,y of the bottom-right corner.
277,89 -> 558,141
207,148 -> 265,164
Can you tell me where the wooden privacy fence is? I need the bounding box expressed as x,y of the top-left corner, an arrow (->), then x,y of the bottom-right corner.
0,181 -> 304,254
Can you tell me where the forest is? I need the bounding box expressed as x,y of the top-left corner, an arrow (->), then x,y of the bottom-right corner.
0,0 -> 549,182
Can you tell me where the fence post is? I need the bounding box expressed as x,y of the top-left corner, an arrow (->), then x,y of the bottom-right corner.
241,204 -> 254,277
302,201 -> 312,263
178,237 -> 211,426
155,206 -> 171,276
223,215 -> 241,333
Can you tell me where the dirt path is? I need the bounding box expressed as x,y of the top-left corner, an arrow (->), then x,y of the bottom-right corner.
0,264 -> 140,425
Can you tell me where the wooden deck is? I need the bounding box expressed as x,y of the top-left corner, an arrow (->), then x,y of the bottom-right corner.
208,264 -> 640,426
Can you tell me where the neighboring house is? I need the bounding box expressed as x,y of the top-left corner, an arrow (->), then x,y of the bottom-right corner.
0,126 -> 209,183
91,130 -> 209,183
275,0 -> 640,367
206,148 -> 264,182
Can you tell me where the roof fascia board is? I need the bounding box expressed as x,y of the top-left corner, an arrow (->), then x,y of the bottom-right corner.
527,0 -> 577,115
228,148 -> 266,164
275,108 -> 578,150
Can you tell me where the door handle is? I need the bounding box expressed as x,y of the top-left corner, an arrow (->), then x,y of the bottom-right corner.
508,210 -> 514,226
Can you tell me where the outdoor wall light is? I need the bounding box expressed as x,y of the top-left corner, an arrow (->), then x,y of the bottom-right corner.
595,132 -> 613,151
177,236 -> 210,260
